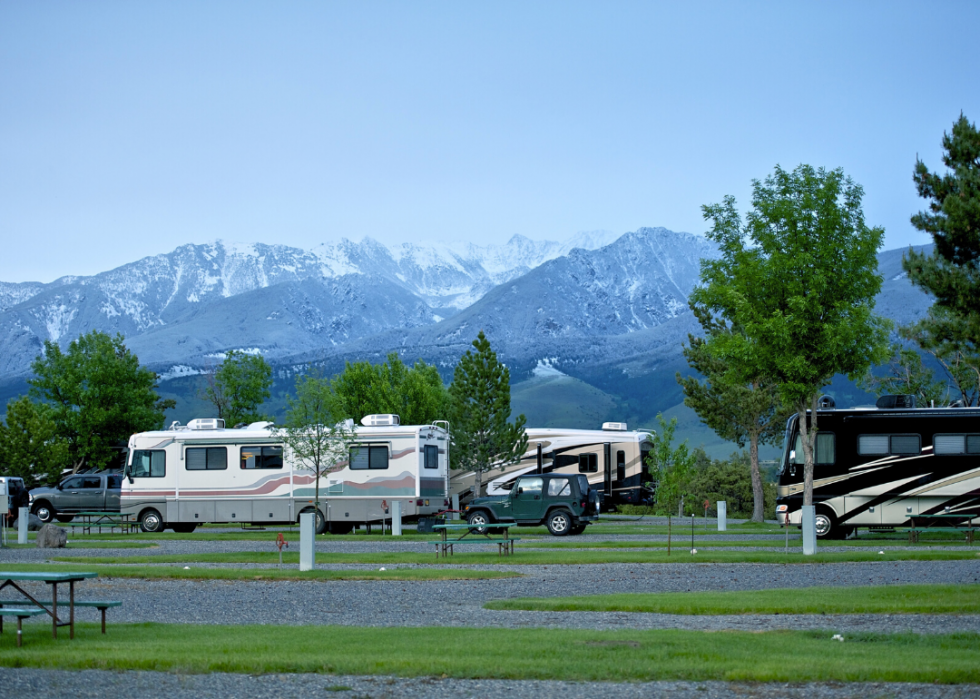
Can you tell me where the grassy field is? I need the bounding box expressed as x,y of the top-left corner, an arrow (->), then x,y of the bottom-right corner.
484,584 -> 980,615
57,548 -> 980,566
1,624 -> 978,683
0,562 -> 520,582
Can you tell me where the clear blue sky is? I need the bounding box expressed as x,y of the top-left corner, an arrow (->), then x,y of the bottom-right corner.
2,1 -> 978,283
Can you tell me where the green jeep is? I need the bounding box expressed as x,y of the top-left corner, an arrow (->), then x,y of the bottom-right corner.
463,473 -> 599,536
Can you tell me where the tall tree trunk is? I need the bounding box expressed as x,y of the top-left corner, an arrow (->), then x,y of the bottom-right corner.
677,495 -> 684,517
797,395 -> 819,507
471,469 -> 483,502
749,431 -> 764,522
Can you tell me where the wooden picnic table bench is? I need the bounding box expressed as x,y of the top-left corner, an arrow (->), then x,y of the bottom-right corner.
0,606 -> 47,647
431,522 -> 519,558
905,513 -> 978,544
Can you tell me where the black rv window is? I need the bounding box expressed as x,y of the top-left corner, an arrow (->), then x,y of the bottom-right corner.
186,447 -> 227,470
858,434 -> 920,456
554,454 -> 579,469
616,450 -> 626,481
933,434 -> 980,455
241,445 -> 283,469
424,444 -> 439,469
792,433 -> 836,464
350,445 -> 388,470
578,453 -> 598,473
130,450 -> 165,478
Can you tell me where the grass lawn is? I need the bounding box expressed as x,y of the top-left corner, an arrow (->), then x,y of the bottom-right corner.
60,548 -> 980,566
484,584 -> 980,615
1,624 -> 977,683
0,562 -> 520,582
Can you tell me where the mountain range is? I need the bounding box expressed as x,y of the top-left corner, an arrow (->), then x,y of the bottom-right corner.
0,228 -> 934,455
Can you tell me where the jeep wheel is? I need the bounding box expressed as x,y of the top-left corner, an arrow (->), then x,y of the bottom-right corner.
467,510 -> 492,534
546,509 -> 573,536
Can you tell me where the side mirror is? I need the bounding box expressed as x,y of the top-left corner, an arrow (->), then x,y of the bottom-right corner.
127,475 -> 134,484
57,482 -> 64,490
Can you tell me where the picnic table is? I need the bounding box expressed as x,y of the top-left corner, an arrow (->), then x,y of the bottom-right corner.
906,512 -> 979,544
67,511 -> 138,534
0,571 -> 98,640
431,522 -> 519,558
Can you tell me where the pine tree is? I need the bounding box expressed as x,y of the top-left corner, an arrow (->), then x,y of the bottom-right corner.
448,331 -> 528,500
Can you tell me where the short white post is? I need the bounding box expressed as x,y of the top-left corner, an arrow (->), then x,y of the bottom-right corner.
18,507 -> 29,544
802,505 -> 817,555
392,500 -> 402,536
717,501 -> 727,531
451,494 -> 460,520
299,512 -> 315,571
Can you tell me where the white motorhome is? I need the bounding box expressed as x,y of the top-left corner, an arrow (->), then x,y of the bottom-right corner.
121,415 -> 450,533
450,423 -> 655,507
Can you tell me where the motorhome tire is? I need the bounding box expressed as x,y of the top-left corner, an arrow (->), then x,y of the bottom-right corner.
32,502 -> 53,523
547,509 -> 573,536
170,523 -> 197,533
140,509 -> 164,533
814,508 -> 840,539
299,507 -> 327,534
467,510 -> 492,534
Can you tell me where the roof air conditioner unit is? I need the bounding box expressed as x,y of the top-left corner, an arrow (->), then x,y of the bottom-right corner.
602,422 -> 628,431
817,395 -> 836,409
361,414 -> 400,427
187,418 -> 225,430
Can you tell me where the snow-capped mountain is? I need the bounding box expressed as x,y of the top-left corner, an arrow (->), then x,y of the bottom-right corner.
0,230 -> 623,379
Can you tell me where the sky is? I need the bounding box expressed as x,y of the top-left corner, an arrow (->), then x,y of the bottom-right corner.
1,1 -> 978,283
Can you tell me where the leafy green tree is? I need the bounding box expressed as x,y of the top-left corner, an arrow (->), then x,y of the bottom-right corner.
644,414 -> 697,516
448,331 -> 528,500
273,372 -> 357,535
691,165 -> 892,506
202,350 -> 273,426
329,353 -> 448,426
900,313 -> 980,406
0,396 -> 70,484
677,307 -> 791,522
904,114 -> 980,351
687,450 -> 778,520
29,331 -> 174,472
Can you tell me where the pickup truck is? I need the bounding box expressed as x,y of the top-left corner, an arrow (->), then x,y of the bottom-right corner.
462,472 -> 600,536
29,473 -> 122,523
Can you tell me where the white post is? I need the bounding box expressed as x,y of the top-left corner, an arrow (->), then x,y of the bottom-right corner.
802,505 -> 817,555
717,501 -> 727,531
18,507 -> 29,544
451,494 -> 460,520
299,512 -> 315,571
392,500 -> 402,536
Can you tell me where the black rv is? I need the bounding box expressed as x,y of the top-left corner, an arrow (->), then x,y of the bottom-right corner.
775,395 -> 980,538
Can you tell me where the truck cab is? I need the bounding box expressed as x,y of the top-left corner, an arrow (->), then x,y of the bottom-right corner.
29,473 -> 122,523
463,473 -> 600,536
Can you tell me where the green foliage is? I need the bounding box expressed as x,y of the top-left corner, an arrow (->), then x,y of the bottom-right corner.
858,341 -> 955,406
686,451 -> 777,520
692,164 -> 891,505
677,307 -> 791,521
28,331 -> 174,472
202,350 -> 273,426
0,396 -> 69,484
904,114 -> 980,352
645,414 -> 697,515
328,353 -> 448,425
448,331 -> 528,497
274,372 -> 357,508
900,314 -> 980,406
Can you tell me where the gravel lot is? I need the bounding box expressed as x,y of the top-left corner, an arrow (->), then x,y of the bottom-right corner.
3,530 -> 979,697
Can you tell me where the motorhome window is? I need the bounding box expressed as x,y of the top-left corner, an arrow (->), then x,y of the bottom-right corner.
350,445 -> 389,470
518,477 -> 543,495
890,434 -> 920,455
858,434 -> 920,456
424,445 -> 439,469
547,478 -> 571,497
579,453 -> 598,473
130,450 -> 165,478
554,454 -> 579,469
792,433 -> 836,464
186,447 -> 228,470
241,446 -> 283,469
933,434 -> 980,455
616,450 -> 626,481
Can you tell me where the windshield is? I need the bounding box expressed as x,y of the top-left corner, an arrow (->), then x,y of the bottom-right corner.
777,414 -> 798,475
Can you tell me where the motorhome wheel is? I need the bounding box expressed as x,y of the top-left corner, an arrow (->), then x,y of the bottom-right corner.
814,509 -> 838,539
140,509 -> 164,533
299,507 -> 327,535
